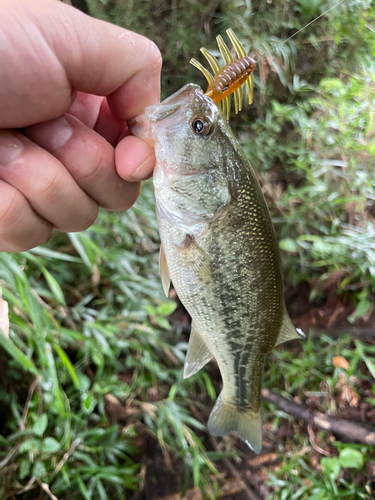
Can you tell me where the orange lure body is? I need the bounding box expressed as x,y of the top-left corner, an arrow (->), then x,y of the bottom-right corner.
190,29 -> 256,119
206,56 -> 256,104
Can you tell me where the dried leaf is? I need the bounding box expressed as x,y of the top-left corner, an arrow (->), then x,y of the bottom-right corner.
0,287 -> 9,338
336,373 -> 359,407
332,356 -> 350,370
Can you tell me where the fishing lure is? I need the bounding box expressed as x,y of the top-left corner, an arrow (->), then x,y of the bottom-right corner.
190,29 -> 256,120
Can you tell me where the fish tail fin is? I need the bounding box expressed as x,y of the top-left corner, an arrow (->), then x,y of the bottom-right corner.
207,394 -> 262,454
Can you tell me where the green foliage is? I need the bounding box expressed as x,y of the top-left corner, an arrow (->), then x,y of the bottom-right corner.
1,0 -> 375,497
0,184 -> 222,498
266,447 -> 370,499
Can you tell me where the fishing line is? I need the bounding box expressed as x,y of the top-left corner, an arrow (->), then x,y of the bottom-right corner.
254,0 -> 346,63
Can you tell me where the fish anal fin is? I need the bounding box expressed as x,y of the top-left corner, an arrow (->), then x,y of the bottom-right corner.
159,244 -> 171,297
275,312 -> 306,347
207,394 -> 263,454
184,320 -> 213,379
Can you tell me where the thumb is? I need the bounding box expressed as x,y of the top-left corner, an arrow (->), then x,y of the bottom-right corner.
0,0 -> 162,128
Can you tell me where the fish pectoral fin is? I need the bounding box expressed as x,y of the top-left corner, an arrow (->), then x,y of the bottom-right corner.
159,244 -> 171,297
275,312 -> 306,347
184,320 -> 213,379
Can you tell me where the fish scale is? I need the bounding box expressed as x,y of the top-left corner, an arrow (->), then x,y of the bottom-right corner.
130,83 -> 305,453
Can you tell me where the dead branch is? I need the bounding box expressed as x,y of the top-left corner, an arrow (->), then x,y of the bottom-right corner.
326,327 -> 375,341
262,388 -> 375,445
247,453 -> 278,468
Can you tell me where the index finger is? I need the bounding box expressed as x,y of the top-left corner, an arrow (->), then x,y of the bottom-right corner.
0,0 -> 162,128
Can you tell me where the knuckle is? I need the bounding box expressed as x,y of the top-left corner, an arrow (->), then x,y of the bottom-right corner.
36,167 -> 64,200
0,187 -> 22,228
78,143 -> 113,184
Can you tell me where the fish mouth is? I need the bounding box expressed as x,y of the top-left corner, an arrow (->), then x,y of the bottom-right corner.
129,84 -> 203,143
145,84 -> 202,122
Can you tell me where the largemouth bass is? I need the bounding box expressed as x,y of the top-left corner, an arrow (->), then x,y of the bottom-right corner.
131,83 -> 304,454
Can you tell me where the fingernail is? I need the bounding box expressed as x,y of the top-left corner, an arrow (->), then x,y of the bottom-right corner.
130,155 -> 155,181
0,131 -> 24,165
30,116 -> 73,151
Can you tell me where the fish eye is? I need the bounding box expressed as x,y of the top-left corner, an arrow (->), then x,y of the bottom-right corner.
191,116 -> 211,137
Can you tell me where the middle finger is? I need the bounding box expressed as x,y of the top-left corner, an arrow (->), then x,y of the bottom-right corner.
27,114 -> 151,212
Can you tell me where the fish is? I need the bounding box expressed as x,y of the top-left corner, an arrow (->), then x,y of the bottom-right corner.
130,33 -> 305,454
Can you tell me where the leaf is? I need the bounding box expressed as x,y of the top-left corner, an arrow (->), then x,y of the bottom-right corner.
321,457 -> 341,480
45,342 -> 65,414
168,384 -> 178,400
29,247 -> 82,263
156,302 -> 177,316
332,356 -> 350,370
0,334 -> 38,375
296,0 -> 322,19
19,459 -> 31,480
42,437 -> 60,453
19,439 -> 41,453
348,300 -> 371,324
0,287 -> 9,338
76,472 -> 91,500
41,267 -> 66,306
54,344 -> 81,389
33,414 -> 48,437
279,238 -> 299,253
81,392 -> 96,415
202,372 -> 216,401
363,355 -> 375,380
154,316 -> 171,330
32,461 -> 46,478
339,448 -> 364,469
68,233 -> 93,270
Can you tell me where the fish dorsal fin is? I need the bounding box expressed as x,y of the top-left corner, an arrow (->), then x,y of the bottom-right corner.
275,312 -> 306,347
184,320 -> 213,379
159,244 -> 171,297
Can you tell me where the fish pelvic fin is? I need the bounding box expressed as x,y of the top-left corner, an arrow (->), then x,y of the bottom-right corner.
159,244 -> 171,297
184,320 -> 213,379
275,311 -> 306,347
207,394 -> 262,454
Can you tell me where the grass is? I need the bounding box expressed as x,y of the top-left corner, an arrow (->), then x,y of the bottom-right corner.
0,184 -> 224,498
1,0 -> 375,498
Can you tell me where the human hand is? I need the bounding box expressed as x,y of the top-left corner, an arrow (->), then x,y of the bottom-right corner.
0,0 -> 162,252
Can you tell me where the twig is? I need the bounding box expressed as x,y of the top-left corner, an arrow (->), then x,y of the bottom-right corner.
0,447 -> 21,471
262,388 -> 375,445
20,376 -> 41,431
307,424 -> 330,456
247,453 -> 278,468
15,476 -> 37,494
326,327 -> 375,341
36,479 -> 58,500
50,438 -> 82,481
